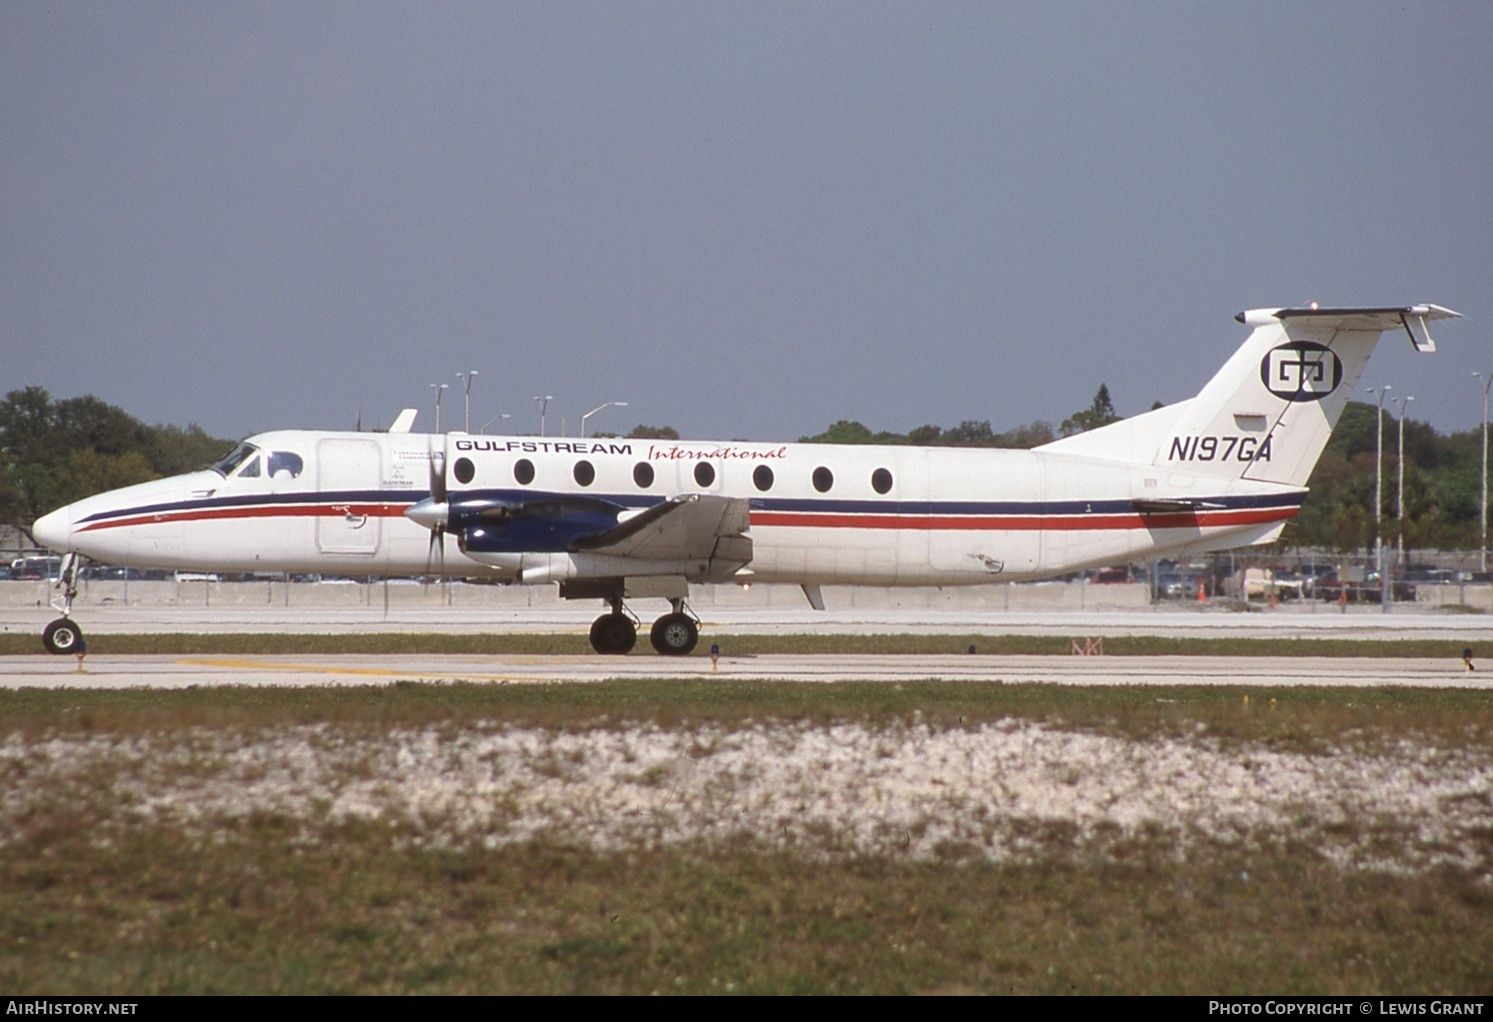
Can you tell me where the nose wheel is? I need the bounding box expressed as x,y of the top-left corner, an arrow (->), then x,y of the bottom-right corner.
42,617 -> 85,656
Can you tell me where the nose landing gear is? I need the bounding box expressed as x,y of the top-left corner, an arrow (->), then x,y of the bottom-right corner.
42,553 -> 86,657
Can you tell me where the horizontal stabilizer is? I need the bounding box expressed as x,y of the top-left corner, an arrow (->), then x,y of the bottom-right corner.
1241,304 -> 1460,353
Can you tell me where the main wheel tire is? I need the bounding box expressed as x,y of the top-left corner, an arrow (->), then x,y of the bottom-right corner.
589,613 -> 637,655
42,618 -> 84,656
650,613 -> 699,656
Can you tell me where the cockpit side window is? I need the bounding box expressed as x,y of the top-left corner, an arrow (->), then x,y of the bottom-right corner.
237,455 -> 261,478
267,451 -> 304,479
212,442 -> 259,477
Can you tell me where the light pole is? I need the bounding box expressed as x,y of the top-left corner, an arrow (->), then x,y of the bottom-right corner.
480,413 -> 511,435
1366,385 -> 1390,612
1475,373 -> 1493,572
534,395 -> 552,437
429,383 -> 449,434
456,371 -> 478,433
1394,394 -> 1414,569
580,401 -> 628,438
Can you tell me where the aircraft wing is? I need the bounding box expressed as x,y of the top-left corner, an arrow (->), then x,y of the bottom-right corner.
570,494 -> 753,565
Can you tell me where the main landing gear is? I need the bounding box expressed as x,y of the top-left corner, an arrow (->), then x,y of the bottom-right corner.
42,553 -> 86,657
588,596 -> 700,656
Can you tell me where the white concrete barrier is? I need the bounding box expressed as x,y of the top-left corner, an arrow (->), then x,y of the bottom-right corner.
12,577 -> 1493,613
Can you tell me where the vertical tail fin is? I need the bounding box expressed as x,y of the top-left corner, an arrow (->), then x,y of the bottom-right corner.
1040,305 -> 1459,488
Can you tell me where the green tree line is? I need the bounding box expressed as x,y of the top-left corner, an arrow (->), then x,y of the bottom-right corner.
1,387 -> 232,545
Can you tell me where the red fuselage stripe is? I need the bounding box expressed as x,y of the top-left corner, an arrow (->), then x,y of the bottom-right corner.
750,509 -> 1296,530
78,504 -> 413,532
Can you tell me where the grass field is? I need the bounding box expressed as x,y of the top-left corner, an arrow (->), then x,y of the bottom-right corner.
2,679 -> 1490,994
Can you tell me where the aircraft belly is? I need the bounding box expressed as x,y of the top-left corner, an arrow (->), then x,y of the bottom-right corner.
926,529 -> 1038,583
751,525 -> 928,587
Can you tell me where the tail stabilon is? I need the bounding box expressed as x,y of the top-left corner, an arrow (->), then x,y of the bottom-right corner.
1040,305 -> 1460,487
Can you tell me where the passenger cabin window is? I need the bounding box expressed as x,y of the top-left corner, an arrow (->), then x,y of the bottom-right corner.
267,451 -> 304,480
514,459 -> 535,485
452,458 -> 475,485
871,468 -> 893,494
573,460 -> 596,487
753,465 -> 774,491
812,466 -> 833,493
633,462 -> 655,488
694,462 -> 716,487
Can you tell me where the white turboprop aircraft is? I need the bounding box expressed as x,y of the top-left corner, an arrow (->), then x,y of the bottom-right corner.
30,304 -> 1460,656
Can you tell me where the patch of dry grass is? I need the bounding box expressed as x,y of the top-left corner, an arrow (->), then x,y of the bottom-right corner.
2,827 -> 1489,994
1,680 -> 1489,751
2,682 -> 1490,994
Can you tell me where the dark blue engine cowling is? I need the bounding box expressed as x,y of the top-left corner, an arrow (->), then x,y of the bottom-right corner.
452,492 -> 626,554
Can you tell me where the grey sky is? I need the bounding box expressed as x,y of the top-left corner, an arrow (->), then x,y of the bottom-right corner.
4,2 -> 1489,443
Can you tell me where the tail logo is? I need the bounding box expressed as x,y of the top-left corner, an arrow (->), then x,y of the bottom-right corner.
1260,341 -> 1342,402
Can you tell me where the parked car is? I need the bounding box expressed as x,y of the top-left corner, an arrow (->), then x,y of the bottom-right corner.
8,555 -> 61,580
1155,570 -> 1202,599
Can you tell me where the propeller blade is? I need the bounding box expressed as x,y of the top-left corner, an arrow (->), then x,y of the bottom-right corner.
429,443 -> 447,506
425,527 -> 446,581
418,437 -> 450,584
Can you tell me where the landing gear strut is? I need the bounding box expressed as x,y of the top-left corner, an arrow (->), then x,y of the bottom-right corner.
42,553 -> 86,656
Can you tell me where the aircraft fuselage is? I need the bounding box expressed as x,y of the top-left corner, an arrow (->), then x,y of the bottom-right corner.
34,428 -> 1302,586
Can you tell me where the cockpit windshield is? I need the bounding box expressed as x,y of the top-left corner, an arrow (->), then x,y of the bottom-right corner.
212,442 -> 260,477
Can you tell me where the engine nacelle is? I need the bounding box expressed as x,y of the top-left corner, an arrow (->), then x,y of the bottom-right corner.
456,495 -> 626,554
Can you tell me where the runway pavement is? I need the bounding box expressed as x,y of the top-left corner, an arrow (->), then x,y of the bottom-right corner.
6,586 -> 1493,689
6,603 -> 1493,642
0,652 -> 1485,688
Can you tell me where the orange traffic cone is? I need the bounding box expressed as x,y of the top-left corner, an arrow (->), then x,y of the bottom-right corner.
1197,578 -> 1206,603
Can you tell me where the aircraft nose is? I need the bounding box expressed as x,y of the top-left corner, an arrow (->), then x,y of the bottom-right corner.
32,506 -> 72,552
